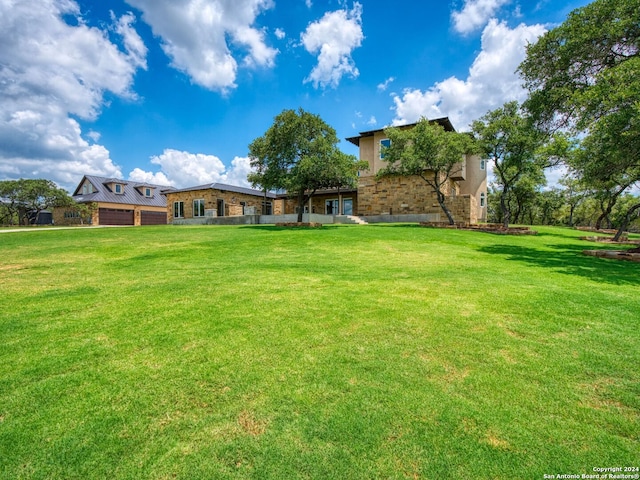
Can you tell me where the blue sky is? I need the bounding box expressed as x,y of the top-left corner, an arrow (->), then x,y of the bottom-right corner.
1,0 -> 591,192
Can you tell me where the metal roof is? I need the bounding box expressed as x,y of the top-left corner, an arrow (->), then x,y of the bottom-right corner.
166,182 -> 277,199
72,175 -> 175,207
346,117 -> 455,146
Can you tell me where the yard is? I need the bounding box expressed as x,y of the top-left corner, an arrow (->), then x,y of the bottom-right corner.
0,224 -> 638,479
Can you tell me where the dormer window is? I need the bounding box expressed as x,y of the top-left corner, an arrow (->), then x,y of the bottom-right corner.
114,183 -> 123,194
145,187 -> 153,197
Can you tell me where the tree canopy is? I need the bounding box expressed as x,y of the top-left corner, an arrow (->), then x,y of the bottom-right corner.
378,119 -> 474,225
471,102 -> 553,227
248,109 -> 364,222
0,178 -> 73,225
519,0 -> 639,237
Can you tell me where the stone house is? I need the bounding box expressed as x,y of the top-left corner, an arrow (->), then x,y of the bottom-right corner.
164,183 -> 280,224
346,118 -> 487,223
54,175 -> 174,226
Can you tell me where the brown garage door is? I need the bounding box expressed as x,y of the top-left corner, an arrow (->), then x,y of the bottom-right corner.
98,208 -> 134,225
141,210 -> 167,225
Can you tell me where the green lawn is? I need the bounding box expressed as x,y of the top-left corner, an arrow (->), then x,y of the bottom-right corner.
0,224 -> 638,479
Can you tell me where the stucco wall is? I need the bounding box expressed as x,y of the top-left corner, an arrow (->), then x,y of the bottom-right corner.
458,154 -> 488,222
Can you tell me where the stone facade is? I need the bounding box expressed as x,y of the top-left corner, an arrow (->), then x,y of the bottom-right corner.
357,175 -> 476,223
165,186 -> 280,223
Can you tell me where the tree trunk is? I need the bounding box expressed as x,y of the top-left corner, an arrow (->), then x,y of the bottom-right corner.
613,202 -> 640,242
500,190 -> 511,228
436,191 -> 455,225
568,204 -> 575,227
297,191 -> 305,223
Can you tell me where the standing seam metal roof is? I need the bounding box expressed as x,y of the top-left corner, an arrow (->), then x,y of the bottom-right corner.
165,182 -> 276,199
72,175 -> 175,208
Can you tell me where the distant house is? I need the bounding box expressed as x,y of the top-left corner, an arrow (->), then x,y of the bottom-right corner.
164,183 -> 280,224
346,118 -> 487,223
54,175 -> 174,226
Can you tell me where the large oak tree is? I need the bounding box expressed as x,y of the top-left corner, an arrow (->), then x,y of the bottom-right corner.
248,109 -> 364,222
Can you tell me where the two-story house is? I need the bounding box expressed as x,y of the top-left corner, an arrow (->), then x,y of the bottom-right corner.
346,118 -> 487,223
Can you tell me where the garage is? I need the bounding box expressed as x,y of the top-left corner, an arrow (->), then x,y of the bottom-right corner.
141,210 -> 167,225
98,208 -> 134,225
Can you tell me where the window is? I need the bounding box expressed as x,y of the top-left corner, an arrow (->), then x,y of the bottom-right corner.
145,187 -> 152,197
114,183 -> 123,194
193,199 -> 205,217
379,138 -> 391,159
343,198 -> 353,215
174,201 -> 184,218
480,159 -> 486,170
262,201 -> 272,215
480,192 -> 486,207
325,199 -> 339,215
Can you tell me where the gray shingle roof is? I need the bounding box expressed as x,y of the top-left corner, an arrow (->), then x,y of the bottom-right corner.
167,182 -> 276,199
72,175 -> 175,208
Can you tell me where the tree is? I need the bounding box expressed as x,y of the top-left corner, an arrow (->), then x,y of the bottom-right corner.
248,109 -> 364,222
377,119 -> 475,225
0,179 -> 73,225
471,102 -> 552,228
519,0 -> 640,239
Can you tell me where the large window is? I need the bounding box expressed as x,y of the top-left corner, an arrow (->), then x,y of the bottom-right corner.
325,199 -> 339,215
173,201 -> 184,218
379,138 -> 391,159
193,199 -> 205,217
262,201 -> 272,215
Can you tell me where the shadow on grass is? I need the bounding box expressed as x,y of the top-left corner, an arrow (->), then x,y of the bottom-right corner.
478,243 -> 640,286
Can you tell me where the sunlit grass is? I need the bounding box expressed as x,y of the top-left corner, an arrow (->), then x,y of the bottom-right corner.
0,224 -> 638,479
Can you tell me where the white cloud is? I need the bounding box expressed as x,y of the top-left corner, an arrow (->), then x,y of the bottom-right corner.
305,0 -> 313,8
377,77 -> 395,92
125,0 -> 278,91
145,149 -> 254,188
391,20 -> 546,131
275,28 -> 286,40
128,168 -> 173,186
113,11 -> 148,69
301,2 -> 364,89
0,0 -> 145,191
452,0 -> 511,34
367,116 -> 377,126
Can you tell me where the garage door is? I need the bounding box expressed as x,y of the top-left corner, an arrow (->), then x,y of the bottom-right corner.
141,210 -> 167,225
98,208 -> 134,225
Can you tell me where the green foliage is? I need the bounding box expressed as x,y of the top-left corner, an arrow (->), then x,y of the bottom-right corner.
377,119 -> 475,224
519,0 -> 640,234
0,225 -> 638,478
248,109 -> 364,220
471,102 -> 555,227
0,178 -> 72,225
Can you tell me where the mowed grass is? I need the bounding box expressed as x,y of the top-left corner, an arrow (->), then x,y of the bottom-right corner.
0,224 -> 638,479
